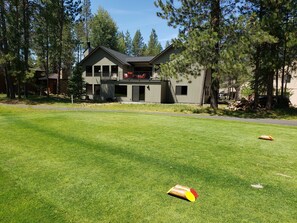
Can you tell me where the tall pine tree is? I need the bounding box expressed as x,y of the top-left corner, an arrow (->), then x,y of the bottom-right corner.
132,30 -> 145,56
125,30 -> 132,56
155,0 -> 239,108
90,7 -> 118,49
145,29 -> 162,56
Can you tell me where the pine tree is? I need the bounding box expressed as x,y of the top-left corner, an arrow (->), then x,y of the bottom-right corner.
132,30 -> 145,56
68,63 -> 85,99
125,30 -> 132,56
0,0 -> 33,99
82,0 -> 92,43
155,0 -> 282,109
155,0 -> 237,108
245,0 -> 297,109
55,0 -> 81,94
117,32 -> 126,54
90,7 -> 118,49
74,0 -> 92,61
165,40 -> 171,48
145,29 -> 162,56
33,0 -> 57,97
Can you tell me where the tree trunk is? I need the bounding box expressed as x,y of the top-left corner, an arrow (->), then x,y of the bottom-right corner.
253,0 -> 263,109
210,75 -> 219,109
275,70 -> 279,97
57,0 -> 65,95
14,0 -> 22,99
266,70 -> 274,110
281,12 -> 288,97
210,0 -> 221,109
23,0 -> 30,98
5,65 -> 15,99
253,50 -> 260,109
4,68 -> 10,98
0,0 -> 15,99
235,86 -> 240,101
46,20 -> 50,97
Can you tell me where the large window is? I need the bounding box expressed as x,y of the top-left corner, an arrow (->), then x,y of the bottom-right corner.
111,65 -> 118,74
111,65 -> 118,79
102,65 -> 110,77
86,66 -> 92,76
115,85 -> 127,97
86,84 -> 92,94
94,66 -> 101,77
176,86 -> 188,95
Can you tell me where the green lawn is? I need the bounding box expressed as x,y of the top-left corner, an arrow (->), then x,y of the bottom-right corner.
1,94 -> 297,119
0,105 -> 296,222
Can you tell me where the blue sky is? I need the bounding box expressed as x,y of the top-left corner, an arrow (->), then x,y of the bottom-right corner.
90,0 -> 178,48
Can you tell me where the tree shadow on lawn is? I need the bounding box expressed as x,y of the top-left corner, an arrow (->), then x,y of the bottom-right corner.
0,95 -> 91,105
195,107 -> 297,119
4,113 -> 295,200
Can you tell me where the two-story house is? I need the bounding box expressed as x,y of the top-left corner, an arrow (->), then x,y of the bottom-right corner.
79,45 -> 211,104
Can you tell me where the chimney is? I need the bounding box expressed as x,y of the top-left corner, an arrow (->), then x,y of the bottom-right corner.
83,42 -> 92,57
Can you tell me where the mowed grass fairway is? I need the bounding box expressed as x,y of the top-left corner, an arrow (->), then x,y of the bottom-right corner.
0,105 -> 296,223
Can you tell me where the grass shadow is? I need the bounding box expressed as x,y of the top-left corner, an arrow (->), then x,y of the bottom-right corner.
0,94 -> 94,105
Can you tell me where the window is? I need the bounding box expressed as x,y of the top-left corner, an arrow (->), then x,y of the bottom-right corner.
86,84 -> 92,94
115,85 -> 127,97
111,65 -> 118,79
94,66 -> 101,77
102,65 -> 110,77
111,65 -> 118,74
86,66 -> 92,76
94,84 -> 100,95
176,86 -> 188,95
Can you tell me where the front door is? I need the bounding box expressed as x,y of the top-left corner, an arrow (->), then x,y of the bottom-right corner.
132,86 -> 145,102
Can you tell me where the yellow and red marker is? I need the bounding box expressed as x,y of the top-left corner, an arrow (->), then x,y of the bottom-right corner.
167,184 -> 199,202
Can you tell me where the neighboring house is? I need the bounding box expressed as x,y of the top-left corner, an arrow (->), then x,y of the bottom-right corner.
38,72 -> 68,95
80,45 -> 211,104
0,67 -> 69,96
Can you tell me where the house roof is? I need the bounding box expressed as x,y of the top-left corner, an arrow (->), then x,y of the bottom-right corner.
100,46 -> 132,65
126,56 -> 154,63
80,45 -> 156,66
149,44 -> 174,64
80,45 -> 131,66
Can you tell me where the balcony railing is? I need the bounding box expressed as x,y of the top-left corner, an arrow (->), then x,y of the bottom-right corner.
100,71 -> 154,81
123,71 -> 152,80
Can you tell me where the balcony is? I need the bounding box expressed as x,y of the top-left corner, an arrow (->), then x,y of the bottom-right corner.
123,71 -> 152,80
100,71 -> 159,82
100,71 -> 152,81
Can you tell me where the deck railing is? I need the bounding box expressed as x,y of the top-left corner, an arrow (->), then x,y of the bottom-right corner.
100,71 -> 153,80
123,71 -> 152,80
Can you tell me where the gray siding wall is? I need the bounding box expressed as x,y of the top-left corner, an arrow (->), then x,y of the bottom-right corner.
152,47 -> 207,104
103,83 -> 164,103
80,50 -> 124,99
167,70 -> 206,104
